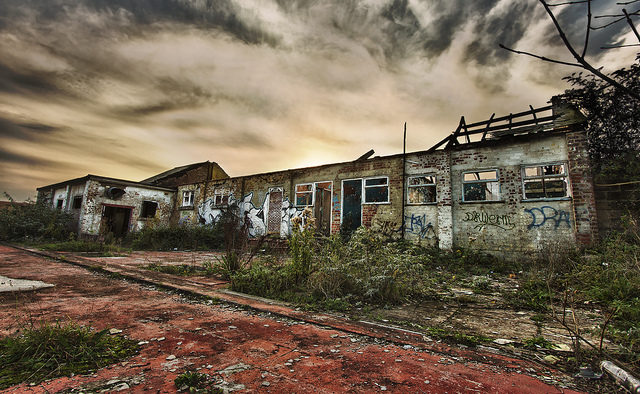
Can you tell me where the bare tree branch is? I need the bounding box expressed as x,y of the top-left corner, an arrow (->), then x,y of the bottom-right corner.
601,43 -> 640,48
539,0 -> 640,100
548,0 -> 590,5
623,8 -> 640,42
581,0 -> 592,58
499,44 -> 582,67
617,0 -> 640,5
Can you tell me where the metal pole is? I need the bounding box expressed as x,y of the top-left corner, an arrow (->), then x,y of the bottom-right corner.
401,122 -> 406,239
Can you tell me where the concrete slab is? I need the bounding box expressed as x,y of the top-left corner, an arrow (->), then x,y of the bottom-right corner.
0,275 -> 54,292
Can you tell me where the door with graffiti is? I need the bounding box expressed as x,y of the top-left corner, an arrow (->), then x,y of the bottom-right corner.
267,188 -> 283,234
342,179 -> 362,233
313,183 -> 332,236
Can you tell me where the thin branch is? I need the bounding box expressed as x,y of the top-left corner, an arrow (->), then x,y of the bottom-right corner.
591,16 -> 626,30
617,0 -> 640,4
499,44 -> 582,67
539,0 -> 640,100
547,0 -> 589,5
624,8 -> 640,42
581,0 -> 592,58
601,43 -> 640,48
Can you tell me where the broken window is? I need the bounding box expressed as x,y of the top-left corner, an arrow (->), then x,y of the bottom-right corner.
407,175 -> 436,204
72,196 -> 82,209
214,189 -> 230,206
463,170 -> 500,202
182,191 -> 194,207
141,201 -> 158,218
295,184 -> 313,206
364,177 -> 389,203
522,163 -> 568,199
56,199 -> 64,209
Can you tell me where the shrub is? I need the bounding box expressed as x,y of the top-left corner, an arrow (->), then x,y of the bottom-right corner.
0,321 -> 138,389
130,224 -> 224,250
0,199 -> 74,242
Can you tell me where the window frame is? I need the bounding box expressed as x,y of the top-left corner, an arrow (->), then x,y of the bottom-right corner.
213,188 -> 230,207
521,162 -> 571,201
461,169 -> 501,203
295,183 -> 314,207
72,195 -> 83,210
182,190 -> 194,207
406,174 -> 437,205
140,201 -> 158,218
363,176 -> 390,204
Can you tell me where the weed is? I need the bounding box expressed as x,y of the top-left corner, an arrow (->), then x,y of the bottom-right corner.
39,240 -> 130,256
130,224 -> 224,251
144,263 -> 203,276
174,370 -> 222,393
0,321 -> 138,389
523,336 -> 554,350
0,198 -> 74,242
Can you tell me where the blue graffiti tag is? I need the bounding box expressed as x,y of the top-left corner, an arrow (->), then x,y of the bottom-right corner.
402,214 -> 436,239
524,206 -> 571,230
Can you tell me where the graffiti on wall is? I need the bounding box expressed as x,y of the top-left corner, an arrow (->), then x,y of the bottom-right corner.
462,210 -> 516,231
524,206 -> 571,230
198,192 -> 304,238
402,214 -> 436,239
371,214 -> 436,240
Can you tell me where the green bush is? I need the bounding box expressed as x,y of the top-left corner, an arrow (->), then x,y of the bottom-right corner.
0,321 -> 138,389
130,224 -> 224,251
0,200 -> 74,242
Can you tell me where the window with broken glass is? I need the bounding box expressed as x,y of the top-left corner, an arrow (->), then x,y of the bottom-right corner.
407,175 -> 436,204
295,184 -> 313,206
522,163 -> 569,199
72,196 -> 83,209
364,177 -> 389,203
141,201 -> 158,218
462,170 -> 500,202
182,191 -> 194,207
214,189 -> 230,206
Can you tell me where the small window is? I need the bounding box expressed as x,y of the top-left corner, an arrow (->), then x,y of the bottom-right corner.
364,177 -> 389,203
295,184 -> 313,206
72,196 -> 82,209
182,191 -> 194,207
407,175 -> 436,204
141,201 -> 158,218
463,170 -> 500,202
56,199 -> 64,209
214,189 -> 230,207
522,163 -> 568,199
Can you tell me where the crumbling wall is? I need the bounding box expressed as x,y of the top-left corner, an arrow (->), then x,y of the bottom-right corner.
79,180 -> 173,236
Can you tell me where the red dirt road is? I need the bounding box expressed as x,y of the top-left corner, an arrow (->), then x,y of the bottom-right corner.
0,245 -> 581,393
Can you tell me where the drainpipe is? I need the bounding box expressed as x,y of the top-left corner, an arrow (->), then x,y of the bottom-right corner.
401,122 -> 407,239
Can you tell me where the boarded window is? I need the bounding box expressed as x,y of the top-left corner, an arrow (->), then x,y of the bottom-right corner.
182,191 -> 194,207
141,201 -> 158,218
522,164 -> 568,199
463,170 -> 500,202
295,184 -> 313,206
407,175 -> 436,204
72,196 -> 82,209
364,177 -> 389,203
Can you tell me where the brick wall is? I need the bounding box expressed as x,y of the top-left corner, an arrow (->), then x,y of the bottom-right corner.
566,131 -> 599,245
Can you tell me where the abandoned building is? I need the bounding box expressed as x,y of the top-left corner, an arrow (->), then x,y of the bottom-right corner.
37,98 -> 600,254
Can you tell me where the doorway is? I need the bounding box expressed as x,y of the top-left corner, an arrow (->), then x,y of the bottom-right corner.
102,205 -> 132,238
267,188 -> 283,234
314,184 -> 332,236
342,179 -> 362,233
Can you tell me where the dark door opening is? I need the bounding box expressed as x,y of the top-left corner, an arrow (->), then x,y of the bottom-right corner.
314,187 -> 332,236
342,179 -> 362,234
102,205 -> 132,238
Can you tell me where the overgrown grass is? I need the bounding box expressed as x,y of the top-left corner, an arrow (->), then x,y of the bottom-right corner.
0,199 -> 74,242
0,321 -> 138,389
39,240 -> 130,256
231,227 -> 501,308
130,224 -> 224,251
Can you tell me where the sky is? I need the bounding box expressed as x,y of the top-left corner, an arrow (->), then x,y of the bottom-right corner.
0,0 -> 637,201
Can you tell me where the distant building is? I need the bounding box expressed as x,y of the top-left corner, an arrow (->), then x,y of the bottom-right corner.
37,99 -> 599,254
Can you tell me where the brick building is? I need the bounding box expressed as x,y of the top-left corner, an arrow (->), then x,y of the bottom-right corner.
37,99 -> 598,254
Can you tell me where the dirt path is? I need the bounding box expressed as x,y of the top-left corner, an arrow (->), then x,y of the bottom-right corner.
0,245 -> 592,392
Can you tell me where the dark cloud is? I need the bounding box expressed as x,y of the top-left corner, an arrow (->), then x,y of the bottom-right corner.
465,1 -> 541,66
0,116 -> 61,141
0,147 -> 60,167
0,62 -> 68,97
